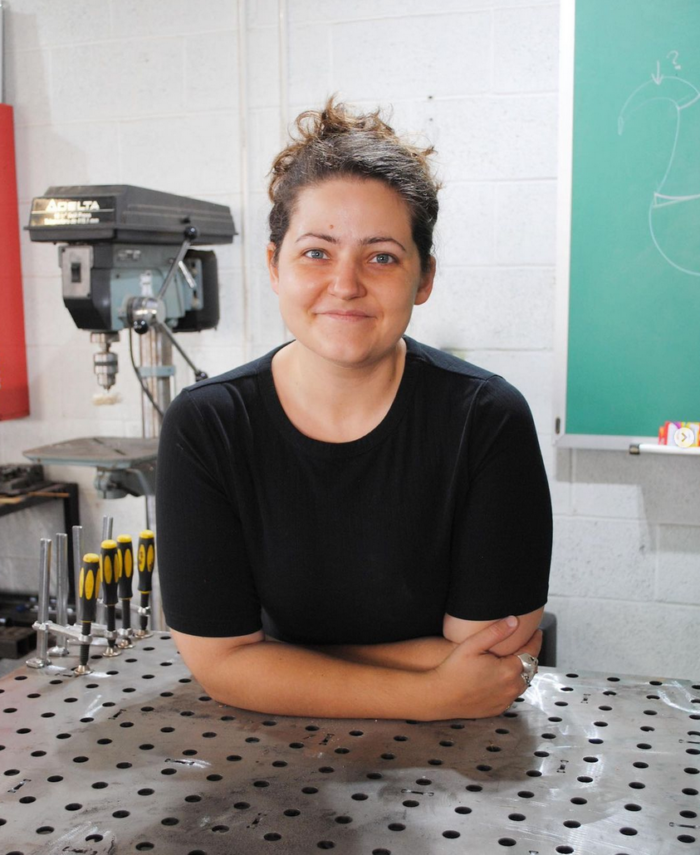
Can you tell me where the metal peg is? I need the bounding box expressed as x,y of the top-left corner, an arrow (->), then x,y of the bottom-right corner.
49,533 -> 70,657
27,538 -> 52,668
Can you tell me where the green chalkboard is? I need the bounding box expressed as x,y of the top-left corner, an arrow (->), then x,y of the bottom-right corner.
557,0 -> 700,448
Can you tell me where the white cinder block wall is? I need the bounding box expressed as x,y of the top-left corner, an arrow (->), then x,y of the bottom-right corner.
1,0 -> 698,680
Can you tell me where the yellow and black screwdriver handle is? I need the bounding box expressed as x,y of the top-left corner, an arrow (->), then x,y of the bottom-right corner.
100,540 -> 120,647
117,535 -> 134,631
137,530 -> 155,632
78,553 -> 101,668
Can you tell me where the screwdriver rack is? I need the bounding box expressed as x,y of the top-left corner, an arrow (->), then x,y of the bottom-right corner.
26,517 -> 156,676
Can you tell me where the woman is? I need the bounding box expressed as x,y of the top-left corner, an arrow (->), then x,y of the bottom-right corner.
156,99 -> 552,721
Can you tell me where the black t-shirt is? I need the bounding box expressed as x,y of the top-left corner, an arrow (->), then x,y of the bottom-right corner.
156,337 -> 552,644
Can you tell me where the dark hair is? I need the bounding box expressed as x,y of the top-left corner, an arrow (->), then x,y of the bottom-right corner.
268,97 -> 441,273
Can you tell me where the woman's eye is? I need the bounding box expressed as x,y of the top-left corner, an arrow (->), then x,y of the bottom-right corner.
371,253 -> 395,265
304,249 -> 326,259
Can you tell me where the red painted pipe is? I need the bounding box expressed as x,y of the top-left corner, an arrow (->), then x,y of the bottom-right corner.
0,102 -> 29,420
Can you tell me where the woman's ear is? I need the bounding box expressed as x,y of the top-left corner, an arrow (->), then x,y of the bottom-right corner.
267,243 -> 280,294
414,255 -> 436,306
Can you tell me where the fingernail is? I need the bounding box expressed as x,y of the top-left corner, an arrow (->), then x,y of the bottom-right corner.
505,615 -> 518,627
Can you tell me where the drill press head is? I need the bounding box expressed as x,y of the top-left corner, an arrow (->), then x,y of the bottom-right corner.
27,185 -> 236,391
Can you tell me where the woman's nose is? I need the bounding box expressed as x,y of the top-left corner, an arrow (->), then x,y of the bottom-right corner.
328,259 -> 366,299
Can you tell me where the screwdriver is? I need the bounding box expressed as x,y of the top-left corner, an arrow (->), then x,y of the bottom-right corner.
75,553 -> 101,675
100,540 -> 121,657
136,530 -> 155,638
116,535 -> 135,648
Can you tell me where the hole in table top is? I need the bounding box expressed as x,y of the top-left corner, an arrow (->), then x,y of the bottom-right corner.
161,817 -> 179,826
443,830 -> 461,838
273,761 -> 287,767
571,797 -> 587,805
518,791 -> 534,798
113,810 -> 130,819
620,827 -> 638,835
185,794 -> 202,803
428,758 -> 442,765
578,776 -> 593,783
589,739 -> 604,745
685,768 -> 700,775
19,796 -> 36,804
629,782 -> 645,789
388,823 -> 405,831
351,793 -> 367,800
320,767 -> 334,774
466,785 -> 483,792
509,813 -> 526,821
234,802 -> 250,809
335,747 -> 350,755
498,840 -> 516,847
335,816 -> 353,824
564,820 -> 581,828
372,850 -> 390,855
556,848 -> 574,854
477,764 -> 492,772
534,751 -> 549,758
212,824 -> 230,832
455,806 -> 472,814
36,827 -> 54,835
86,834 -> 103,842
317,842 -> 335,850
284,809 -> 300,817
625,803 -> 642,811
633,762 -> 648,769
138,789 -> 154,796
682,788 -> 697,796
451,723 -> 465,729
678,835 -> 697,844
135,844 -> 153,851
681,810 -> 698,818
118,762 -> 133,769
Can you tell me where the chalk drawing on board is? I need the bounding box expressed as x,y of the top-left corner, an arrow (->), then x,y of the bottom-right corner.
618,56 -> 700,277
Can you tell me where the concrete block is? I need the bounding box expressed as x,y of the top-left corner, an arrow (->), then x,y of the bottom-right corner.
119,113 -> 240,197
548,595 -> 700,681
408,266 -> 554,351
290,1 -> 497,23
185,31 -> 239,113
412,94 -> 558,182
493,4 -> 560,93
331,13 -> 491,102
435,182 -> 496,267
248,27 -> 280,109
496,181 -> 557,265
4,48 -> 52,127
289,23 -> 332,108
573,451 -> 700,527
21,276 -> 83,349
249,0 -> 279,27
550,517 -> 656,601
7,0 -> 113,51
15,122 -> 119,204
25,346 -> 65,422
111,0 -> 238,38
51,38 -> 185,122
250,108 -> 286,194
572,450 -> 646,520
656,525 -> 700,606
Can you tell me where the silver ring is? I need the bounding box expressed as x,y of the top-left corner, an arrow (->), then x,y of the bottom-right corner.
516,652 -> 538,687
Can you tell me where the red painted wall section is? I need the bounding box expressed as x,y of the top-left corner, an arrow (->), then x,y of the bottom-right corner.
0,103 -> 30,420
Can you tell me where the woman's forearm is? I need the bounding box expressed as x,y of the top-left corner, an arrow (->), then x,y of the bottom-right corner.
301,636 -> 458,672
196,639 -> 436,720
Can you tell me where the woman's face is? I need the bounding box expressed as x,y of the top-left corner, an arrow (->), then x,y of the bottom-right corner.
267,177 -> 435,370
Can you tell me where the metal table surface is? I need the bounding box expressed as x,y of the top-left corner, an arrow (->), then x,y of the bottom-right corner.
0,634 -> 698,855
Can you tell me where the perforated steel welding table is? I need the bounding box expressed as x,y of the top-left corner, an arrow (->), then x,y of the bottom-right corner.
0,634 -> 698,854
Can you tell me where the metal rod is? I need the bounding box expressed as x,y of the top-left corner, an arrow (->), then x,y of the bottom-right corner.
48,533 -> 70,657
26,539 -> 52,668
102,516 -> 113,541
72,525 -> 83,613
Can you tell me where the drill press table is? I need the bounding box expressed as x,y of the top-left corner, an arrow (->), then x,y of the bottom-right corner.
0,635 -> 698,855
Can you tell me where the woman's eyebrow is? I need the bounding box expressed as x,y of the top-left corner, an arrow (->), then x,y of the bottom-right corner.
296,232 -> 407,252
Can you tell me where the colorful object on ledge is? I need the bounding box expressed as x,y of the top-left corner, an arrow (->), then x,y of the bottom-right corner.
658,421 -> 700,448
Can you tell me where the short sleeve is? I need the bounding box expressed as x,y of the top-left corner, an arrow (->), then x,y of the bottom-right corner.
156,390 -> 263,637
445,376 -> 552,621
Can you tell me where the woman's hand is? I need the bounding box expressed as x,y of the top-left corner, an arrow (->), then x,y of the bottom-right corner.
421,617 -> 543,720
